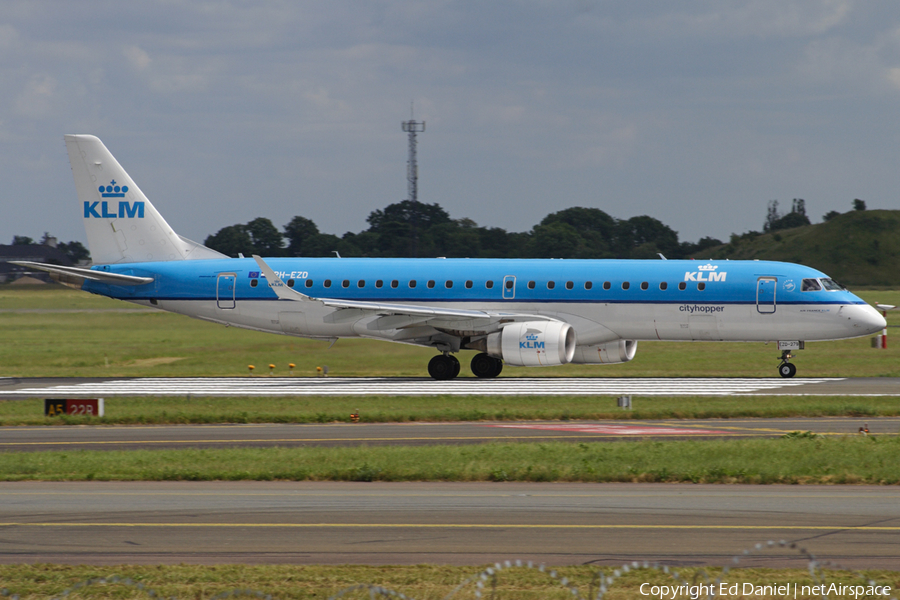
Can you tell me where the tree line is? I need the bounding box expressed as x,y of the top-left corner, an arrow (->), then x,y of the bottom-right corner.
204,201 -> 725,260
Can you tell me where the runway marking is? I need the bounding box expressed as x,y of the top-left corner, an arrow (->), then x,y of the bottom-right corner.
0,377 -> 843,397
484,423 -> 732,435
1,522 -> 898,531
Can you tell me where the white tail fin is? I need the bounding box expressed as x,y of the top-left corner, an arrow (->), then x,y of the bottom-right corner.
65,134 -> 224,264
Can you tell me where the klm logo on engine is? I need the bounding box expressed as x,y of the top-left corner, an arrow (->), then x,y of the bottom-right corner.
520,333 -> 545,350
84,181 -> 144,219
684,263 -> 726,282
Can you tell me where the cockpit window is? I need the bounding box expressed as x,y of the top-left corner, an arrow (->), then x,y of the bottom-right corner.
801,278 -> 821,292
820,278 -> 845,291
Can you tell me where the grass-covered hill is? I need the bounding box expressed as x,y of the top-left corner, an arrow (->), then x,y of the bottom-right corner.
709,209 -> 900,287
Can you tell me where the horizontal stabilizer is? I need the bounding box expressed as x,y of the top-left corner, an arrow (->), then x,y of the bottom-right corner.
9,261 -> 154,286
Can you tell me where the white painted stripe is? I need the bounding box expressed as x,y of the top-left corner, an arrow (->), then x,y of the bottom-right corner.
0,377 -> 841,397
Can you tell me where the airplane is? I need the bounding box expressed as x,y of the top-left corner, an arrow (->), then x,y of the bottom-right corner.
13,135 -> 887,380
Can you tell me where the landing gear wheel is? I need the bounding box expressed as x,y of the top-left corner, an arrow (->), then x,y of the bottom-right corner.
471,353 -> 503,378
428,354 -> 460,380
779,362 -> 797,378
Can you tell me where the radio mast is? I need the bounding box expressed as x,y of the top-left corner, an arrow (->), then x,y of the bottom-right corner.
402,104 -> 425,257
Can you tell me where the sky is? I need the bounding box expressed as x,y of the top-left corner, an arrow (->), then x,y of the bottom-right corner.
3,1 -> 900,250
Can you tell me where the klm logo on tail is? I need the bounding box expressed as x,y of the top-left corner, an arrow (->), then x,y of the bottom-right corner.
85,181 -> 144,219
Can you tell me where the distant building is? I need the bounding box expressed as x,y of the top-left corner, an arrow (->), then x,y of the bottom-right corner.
0,244 -> 74,284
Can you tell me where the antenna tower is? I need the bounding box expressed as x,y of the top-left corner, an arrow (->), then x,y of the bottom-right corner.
401,107 -> 425,257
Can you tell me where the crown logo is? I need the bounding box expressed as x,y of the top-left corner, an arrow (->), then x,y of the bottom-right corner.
525,334 -> 539,340
697,264 -> 718,271
99,180 -> 128,198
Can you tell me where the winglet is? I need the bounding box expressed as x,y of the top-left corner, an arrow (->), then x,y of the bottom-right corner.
252,255 -> 317,302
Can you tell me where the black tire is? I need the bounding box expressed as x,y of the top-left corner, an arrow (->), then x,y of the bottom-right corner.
428,355 -> 458,380
471,353 -> 502,378
471,353 -> 496,378
492,359 -> 503,378
779,362 -> 797,378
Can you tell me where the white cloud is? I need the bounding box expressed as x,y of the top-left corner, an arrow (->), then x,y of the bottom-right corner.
124,45 -> 151,71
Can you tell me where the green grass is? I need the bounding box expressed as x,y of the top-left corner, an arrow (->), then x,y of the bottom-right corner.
2,564 -> 896,600
1,286 -> 899,378
3,394 -> 900,426
1,437 -> 898,483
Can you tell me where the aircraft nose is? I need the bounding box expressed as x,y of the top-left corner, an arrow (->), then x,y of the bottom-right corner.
843,304 -> 886,335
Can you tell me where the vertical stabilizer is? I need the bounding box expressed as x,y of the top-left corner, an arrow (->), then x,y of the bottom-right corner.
65,134 -> 223,264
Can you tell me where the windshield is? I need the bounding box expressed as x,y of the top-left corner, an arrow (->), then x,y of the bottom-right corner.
801,278 -> 821,291
820,278 -> 846,291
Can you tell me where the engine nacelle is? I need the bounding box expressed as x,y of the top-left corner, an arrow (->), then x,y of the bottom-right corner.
485,321 -> 576,367
570,340 -> 638,364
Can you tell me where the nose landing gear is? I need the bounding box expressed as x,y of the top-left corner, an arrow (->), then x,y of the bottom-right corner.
776,341 -> 804,378
778,353 -> 797,378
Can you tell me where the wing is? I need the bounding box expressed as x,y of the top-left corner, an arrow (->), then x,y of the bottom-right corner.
252,255 -> 556,334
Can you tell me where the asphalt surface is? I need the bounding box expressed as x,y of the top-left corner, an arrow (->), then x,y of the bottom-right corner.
2,376 -> 899,398
0,417 -> 896,452
1,376 -> 897,570
1,482 -> 897,568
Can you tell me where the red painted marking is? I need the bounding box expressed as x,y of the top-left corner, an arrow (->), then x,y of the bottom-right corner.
483,423 -> 731,435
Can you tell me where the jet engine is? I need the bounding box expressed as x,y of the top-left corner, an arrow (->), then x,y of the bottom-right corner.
483,321 -> 576,367
570,340 -> 637,364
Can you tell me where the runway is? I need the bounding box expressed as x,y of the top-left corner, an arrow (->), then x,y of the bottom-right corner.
0,417 -> 894,452
1,482 -> 897,568
2,376 -> 899,397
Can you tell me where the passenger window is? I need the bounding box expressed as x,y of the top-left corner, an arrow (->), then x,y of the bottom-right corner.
357,280 -> 365,288
802,278 -> 821,291
659,282 -> 667,290
427,280 -> 435,289
640,282 -> 648,290
445,280 -> 453,288
505,279 -> 514,289
678,282 -> 686,291
527,281 -> 536,289
486,281 -> 494,289
465,280 -> 473,289
622,282 -> 630,290
324,279 -> 331,288
698,282 -> 706,291
566,281 -> 574,290
547,281 -> 555,289
250,279 -> 258,288
287,279 -> 294,288
375,280 -> 383,288
342,280 -> 350,288
603,281 -> 611,290
391,280 -> 399,288
305,279 -> 313,288
409,280 -> 417,288
584,281 -> 592,290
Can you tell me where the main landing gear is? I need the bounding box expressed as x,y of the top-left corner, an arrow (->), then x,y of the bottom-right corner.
428,353 -> 460,380
470,352 -> 503,378
427,352 -> 503,380
778,350 -> 798,378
